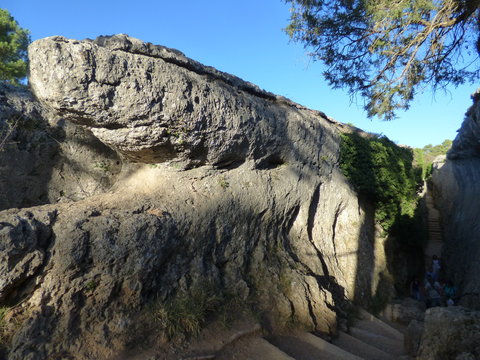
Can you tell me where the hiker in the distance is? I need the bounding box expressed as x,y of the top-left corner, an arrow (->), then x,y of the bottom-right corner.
431,255 -> 441,281
443,280 -> 457,305
424,274 -> 442,307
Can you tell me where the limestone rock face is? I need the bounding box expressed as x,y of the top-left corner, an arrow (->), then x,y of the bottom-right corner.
0,83 -> 122,210
431,92 -> 480,309
448,90 -> 480,160
0,35 -> 394,359
28,34 -> 335,166
417,307 -> 480,360
382,298 -> 426,325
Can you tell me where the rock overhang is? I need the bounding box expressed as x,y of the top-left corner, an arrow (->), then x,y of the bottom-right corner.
28,34 -> 340,167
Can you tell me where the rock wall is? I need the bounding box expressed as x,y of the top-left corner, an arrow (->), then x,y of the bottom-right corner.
417,307 -> 480,360
0,35 -> 394,359
0,84 -> 122,211
431,90 -> 480,308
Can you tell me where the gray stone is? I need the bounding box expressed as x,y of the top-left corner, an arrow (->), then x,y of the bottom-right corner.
405,319 -> 423,356
0,83 -> 122,210
447,89 -> 480,160
382,298 -> 426,325
28,34 -> 339,166
0,35 -> 401,359
431,91 -> 480,309
417,307 -> 480,360
0,210 -> 54,302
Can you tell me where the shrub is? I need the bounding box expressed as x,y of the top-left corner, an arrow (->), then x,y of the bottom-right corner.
339,132 -> 421,232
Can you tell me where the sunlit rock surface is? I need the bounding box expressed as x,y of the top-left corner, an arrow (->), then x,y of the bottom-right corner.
0,35 -> 394,359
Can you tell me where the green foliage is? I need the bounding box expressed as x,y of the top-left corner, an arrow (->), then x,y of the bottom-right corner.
93,161 -> 110,172
0,9 -> 30,85
151,281 -> 252,340
84,280 -> 98,292
218,176 -> 229,189
413,139 -> 452,180
339,132 -> 421,231
0,306 -> 11,348
285,0 -> 480,120
153,283 -> 221,339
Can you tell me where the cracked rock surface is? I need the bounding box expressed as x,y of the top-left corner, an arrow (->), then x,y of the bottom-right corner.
0,35 -> 393,359
29,34 -> 338,166
432,91 -> 480,309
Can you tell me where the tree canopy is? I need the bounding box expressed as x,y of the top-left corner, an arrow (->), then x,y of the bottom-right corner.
0,9 -> 30,85
286,0 -> 480,120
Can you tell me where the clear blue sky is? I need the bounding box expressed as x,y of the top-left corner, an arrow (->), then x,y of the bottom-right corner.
4,0 -> 478,148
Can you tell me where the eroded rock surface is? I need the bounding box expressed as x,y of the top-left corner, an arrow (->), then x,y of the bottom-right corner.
417,307 -> 480,360
29,34 -> 337,166
0,83 -> 122,210
0,35 -> 394,359
431,91 -> 480,309
448,90 -> 480,160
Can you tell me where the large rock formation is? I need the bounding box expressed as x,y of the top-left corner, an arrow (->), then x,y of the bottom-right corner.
417,307 -> 480,360
0,83 -> 122,211
28,34 -> 333,167
0,35 -> 394,359
431,91 -> 480,309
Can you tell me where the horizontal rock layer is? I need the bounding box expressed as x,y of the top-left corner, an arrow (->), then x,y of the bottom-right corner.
0,35 -> 393,359
28,34 -> 337,166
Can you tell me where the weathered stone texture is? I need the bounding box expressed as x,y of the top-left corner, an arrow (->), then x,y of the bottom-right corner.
0,84 -> 121,210
28,34 -> 338,167
0,35 -> 395,359
448,90 -> 480,160
431,92 -> 480,309
417,307 -> 480,360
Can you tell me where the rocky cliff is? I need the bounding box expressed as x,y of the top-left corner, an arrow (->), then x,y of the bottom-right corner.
0,35 -> 396,359
0,83 -> 121,211
431,90 -> 480,309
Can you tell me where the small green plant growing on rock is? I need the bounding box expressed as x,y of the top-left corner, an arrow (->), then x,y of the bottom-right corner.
85,280 -> 98,292
218,176 -> 229,189
93,161 -> 110,173
152,282 -> 222,340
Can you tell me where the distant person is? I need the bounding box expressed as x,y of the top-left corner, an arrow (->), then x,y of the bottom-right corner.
424,275 -> 441,307
443,280 -> 457,304
432,255 -> 441,280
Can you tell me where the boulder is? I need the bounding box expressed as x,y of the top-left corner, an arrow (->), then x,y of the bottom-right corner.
0,35 -> 397,359
0,83 -> 122,210
382,297 -> 426,325
405,319 -> 424,356
417,307 -> 480,360
28,34 -> 339,166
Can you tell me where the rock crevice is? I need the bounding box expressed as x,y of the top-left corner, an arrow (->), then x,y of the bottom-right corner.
0,35 -> 394,359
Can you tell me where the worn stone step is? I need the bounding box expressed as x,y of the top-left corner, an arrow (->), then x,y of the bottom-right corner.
215,336 -> 296,360
357,309 -> 404,341
349,327 -> 405,356
267,332 -> 363,360
333,331 -> 396,360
